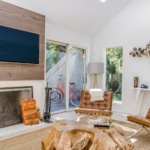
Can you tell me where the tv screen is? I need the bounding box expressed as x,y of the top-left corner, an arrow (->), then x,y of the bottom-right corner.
0,25 -> 39,64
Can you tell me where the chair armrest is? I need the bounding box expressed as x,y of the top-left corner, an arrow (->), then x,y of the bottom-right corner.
127,115 -> 150,127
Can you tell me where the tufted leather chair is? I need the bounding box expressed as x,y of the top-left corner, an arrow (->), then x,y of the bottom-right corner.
75,90 -> 113,116
126,108 -> 150,138
127,109 -> 150,127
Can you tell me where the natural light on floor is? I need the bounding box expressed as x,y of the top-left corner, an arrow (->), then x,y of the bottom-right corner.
130,138 -> 138,143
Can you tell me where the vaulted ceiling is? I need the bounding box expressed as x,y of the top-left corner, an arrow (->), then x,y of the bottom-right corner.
2,0 -> 132,35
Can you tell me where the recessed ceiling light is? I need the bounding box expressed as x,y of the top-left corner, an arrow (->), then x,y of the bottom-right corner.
99,0 -> 106,3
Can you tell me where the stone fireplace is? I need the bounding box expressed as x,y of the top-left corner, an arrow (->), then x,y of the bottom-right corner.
0,86 -> 33,128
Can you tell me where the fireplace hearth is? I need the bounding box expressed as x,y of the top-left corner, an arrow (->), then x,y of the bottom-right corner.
0,86 -> 33,128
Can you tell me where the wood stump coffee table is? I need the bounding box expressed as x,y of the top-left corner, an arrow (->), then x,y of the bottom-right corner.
42,116 -> 133,150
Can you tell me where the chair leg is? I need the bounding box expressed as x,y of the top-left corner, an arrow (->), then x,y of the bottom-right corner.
143,126 -> 150,133
126,125 -> 150,139
76,113 -> 86,121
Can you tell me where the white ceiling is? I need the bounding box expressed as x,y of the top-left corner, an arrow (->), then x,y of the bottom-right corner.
2,0 -> 132,36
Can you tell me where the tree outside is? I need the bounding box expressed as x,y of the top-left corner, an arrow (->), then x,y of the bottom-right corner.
106,47 -> 123,101
46,42 -> 66,72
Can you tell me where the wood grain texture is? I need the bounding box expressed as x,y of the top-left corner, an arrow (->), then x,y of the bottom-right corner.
42,120 -> 134,150
0,1 -> 45,80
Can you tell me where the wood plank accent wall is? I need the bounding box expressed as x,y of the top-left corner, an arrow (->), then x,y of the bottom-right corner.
0,1 -> 45,80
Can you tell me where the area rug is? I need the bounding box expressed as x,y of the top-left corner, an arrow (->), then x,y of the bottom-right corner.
0,120 -> 150,150
113,120 -> 150,150
0,126 -> 51,150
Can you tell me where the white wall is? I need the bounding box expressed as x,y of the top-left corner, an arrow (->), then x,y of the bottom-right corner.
46,22 -> 91,49
92,0 -> 150,115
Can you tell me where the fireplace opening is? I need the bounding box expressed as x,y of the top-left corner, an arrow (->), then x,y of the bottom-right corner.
0,86 -> 33,128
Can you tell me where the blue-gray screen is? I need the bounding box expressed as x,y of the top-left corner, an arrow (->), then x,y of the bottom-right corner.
0,25 -> 39,64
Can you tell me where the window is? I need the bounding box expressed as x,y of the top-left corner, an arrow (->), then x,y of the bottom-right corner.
106,47 -> 123,101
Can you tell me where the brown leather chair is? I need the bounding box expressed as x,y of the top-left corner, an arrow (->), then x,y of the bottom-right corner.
75,90 -> 113,116
127,108 -> 150,138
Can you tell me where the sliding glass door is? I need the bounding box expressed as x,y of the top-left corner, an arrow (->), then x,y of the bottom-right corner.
68,47 -> 85,109
46,40 -> 86,113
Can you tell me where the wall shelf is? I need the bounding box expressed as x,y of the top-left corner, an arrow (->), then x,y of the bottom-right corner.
131,88 -> 150,116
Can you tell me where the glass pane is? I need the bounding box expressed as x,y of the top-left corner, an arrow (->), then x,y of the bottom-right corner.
46,42 -> 67,112
69,47 -> 85,109
106,47 -> 123,101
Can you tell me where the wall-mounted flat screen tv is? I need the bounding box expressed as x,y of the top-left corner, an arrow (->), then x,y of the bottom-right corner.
0,25 -> 39,64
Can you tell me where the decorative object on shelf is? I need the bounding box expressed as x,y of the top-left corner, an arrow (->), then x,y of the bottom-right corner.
134,77 -> 138,88
140,84 -> 148,89
129,42 -> 150,57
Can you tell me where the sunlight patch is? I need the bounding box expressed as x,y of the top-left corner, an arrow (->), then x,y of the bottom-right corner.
130,138 -> 137,143
113,123 -> 137,132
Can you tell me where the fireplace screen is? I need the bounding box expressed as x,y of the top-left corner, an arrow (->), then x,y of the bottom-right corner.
0,86 -> 33,128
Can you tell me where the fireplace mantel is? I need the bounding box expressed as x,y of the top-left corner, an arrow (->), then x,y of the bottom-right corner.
0,86 -> 33,94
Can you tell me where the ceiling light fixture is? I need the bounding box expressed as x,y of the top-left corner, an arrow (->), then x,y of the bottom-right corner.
99,0 -> 106,3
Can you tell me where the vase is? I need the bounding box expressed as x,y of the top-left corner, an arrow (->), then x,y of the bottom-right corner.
134,77 -> 138,88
